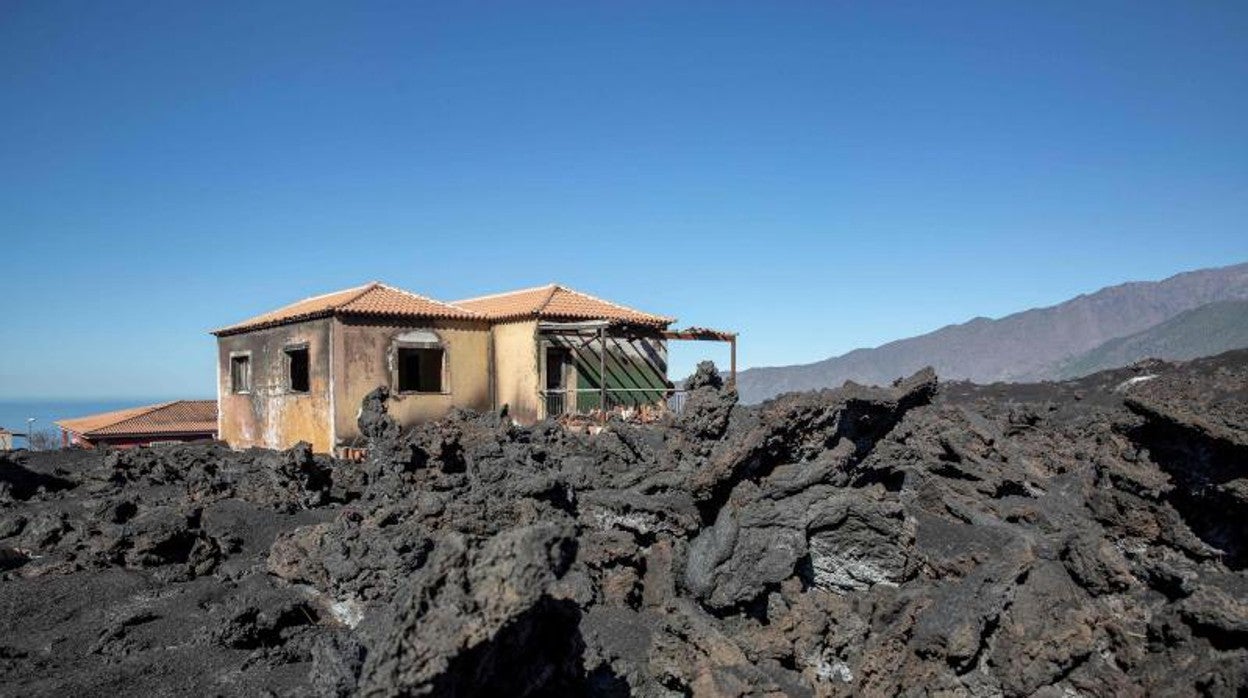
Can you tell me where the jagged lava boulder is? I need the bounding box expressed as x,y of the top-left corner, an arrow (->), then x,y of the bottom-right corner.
1,352 -> 1247,696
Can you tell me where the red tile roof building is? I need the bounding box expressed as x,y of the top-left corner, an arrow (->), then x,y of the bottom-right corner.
56,400 -> 218,449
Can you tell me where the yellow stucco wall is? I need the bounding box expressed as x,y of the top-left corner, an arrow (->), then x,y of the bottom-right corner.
216,318 -> 334,452
218,315 -> 551,452
491,320 -> 541,424
332,317 -> 492,445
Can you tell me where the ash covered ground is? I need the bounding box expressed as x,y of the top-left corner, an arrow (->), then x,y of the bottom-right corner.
2,351 -> 1248,697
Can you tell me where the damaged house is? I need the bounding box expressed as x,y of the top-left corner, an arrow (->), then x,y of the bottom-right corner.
213,282 -> 734,453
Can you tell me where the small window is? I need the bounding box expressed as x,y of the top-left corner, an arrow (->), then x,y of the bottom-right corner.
397,347 -> 444,393
286,346 -> 309,393
230,355 -> 251,393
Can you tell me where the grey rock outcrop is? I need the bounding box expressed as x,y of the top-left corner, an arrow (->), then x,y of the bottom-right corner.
2,352 -> 1248,695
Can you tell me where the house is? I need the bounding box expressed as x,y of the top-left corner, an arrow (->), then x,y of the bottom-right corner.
212,282 -> 735,453
56,400 -> 218,449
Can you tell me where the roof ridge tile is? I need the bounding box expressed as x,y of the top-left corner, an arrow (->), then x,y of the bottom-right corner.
450,283 -> 556,306
535,284 -> 562,316
341,281 -> 382,307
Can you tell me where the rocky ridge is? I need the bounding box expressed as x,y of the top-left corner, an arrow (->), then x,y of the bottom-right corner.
2,351 -> 1247,696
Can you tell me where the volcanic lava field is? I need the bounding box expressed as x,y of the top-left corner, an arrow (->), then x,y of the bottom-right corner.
2,352 -> 1247,696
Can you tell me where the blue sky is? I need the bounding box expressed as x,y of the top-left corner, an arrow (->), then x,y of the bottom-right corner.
1,1 -> 1245,399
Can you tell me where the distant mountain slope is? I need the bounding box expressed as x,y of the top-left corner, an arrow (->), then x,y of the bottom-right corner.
1044,300 -> 1248,379
736,261 -> 1248,403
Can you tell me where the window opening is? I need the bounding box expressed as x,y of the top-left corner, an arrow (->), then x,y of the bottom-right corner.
286,346 -> 309,393
230,355 -> 251,393
397,347 -> 443,393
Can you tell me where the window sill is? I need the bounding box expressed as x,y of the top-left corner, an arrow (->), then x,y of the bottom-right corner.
395,391 -> 452,397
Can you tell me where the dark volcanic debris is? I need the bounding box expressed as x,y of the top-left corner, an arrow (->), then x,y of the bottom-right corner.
3,351 -> 1248,696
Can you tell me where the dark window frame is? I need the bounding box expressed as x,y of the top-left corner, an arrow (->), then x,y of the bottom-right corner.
393,340 -> 448,395
230,353 -> 252,394
284,344 -> 310,394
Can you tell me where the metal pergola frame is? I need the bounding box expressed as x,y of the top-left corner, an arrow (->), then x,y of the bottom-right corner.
536,320 -> 738,416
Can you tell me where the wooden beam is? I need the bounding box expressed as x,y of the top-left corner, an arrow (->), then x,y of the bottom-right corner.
598,326 -> 607,419
661,329 -> 737,342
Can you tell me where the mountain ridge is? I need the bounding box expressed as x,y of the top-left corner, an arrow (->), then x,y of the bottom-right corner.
736,261 -> 1248,403
1044,299 -> 1248,379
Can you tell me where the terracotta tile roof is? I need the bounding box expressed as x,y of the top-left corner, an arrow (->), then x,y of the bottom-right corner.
452,284 -> 675,327
57,400 -> 218,438
213,282 -> 480,335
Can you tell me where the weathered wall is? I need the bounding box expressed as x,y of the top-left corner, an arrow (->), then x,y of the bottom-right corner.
217,315 -> 659,449
332,318 -> 492,445
216,319 -> 333,452
491,320 -> 541,424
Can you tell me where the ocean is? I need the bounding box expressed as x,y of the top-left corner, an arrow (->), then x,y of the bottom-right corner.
0,398 -> 211,446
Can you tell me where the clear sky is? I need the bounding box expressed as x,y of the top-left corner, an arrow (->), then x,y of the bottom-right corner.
1,1 -> 1246,399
